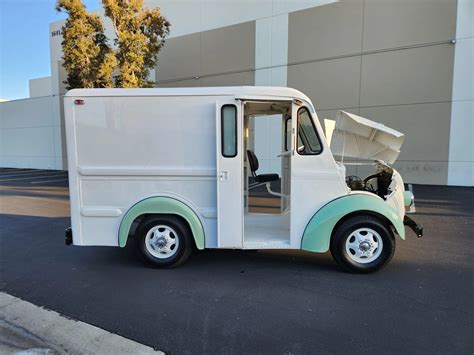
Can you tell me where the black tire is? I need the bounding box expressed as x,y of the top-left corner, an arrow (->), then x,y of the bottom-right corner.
330,215 -> 396,273
136,215 -> 193,268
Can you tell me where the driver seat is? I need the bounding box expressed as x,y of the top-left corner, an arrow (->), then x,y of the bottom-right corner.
247,150 -> 279,183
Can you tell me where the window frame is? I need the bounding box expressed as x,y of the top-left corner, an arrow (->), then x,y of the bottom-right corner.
220,104 -> 238,158
296,106 -> 323,156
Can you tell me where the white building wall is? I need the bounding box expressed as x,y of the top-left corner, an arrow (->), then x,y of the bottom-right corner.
29,77 -> 52,98
0,96 -> 65,170
448,0 -> 474,186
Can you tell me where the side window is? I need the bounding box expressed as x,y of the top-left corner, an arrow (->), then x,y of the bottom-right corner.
221,105 -> 237,157
297,107 -> 322,155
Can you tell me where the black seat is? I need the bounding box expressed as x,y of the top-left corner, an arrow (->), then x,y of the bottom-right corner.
247,150 -> 279,183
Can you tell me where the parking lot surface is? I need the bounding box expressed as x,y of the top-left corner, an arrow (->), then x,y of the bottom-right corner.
1,168 -> 473,354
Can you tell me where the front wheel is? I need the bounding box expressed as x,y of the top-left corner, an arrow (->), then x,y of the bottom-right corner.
136,215 -> 193,268
330,215 -> 396,273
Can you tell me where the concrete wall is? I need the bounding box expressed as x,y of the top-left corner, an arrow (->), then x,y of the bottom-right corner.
0,96 -> 65,170
448,0 -> 474,186
155,21 -> 256,87
29,77 -> 52,98
287,0 -> 458,185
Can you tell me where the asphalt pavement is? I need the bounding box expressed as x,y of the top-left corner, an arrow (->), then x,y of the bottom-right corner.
1,168 -> 473,354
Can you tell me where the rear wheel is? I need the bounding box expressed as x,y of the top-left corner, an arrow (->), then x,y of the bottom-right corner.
330,215 -> 396,273
136,215 -> 193,268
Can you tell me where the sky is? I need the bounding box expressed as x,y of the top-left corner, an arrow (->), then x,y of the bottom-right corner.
0,0 -> 101,100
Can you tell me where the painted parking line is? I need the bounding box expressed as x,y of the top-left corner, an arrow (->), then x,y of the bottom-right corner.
31,177 -> 69,184
0,173 -> 68,183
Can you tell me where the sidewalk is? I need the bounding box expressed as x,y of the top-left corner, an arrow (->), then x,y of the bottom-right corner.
0,292 -> 163,354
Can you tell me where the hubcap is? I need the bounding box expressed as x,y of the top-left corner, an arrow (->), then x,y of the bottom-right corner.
145,225 -> 179,259
345,227 -> 383,264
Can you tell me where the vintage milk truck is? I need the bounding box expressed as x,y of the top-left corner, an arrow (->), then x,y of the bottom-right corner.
64,87 -> 423,273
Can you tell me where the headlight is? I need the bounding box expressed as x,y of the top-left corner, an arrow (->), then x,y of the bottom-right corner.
403,191 -> 414,207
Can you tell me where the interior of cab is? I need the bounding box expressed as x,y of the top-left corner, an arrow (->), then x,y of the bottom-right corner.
242,100 -> 293,248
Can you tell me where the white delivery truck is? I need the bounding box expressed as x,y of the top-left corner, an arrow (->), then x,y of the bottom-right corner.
64,87 -> 423,273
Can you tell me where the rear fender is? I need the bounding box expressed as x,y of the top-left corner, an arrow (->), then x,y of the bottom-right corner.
118,196 -> 205,249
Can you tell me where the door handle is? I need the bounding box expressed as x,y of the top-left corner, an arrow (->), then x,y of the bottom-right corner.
219,170 -> 229,181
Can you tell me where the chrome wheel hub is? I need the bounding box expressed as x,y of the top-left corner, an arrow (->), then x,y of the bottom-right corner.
345,228 -> 383,264
359,241 -> 371,252
145,225 -> 179,259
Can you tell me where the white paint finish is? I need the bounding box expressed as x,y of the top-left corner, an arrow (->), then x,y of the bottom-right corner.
448,100 -> 474,186
270,66 -> 288,86
78,167 -> 215,176
53,125 -> 64,159
1,96 -> 69,170
253,115 -> 283,175
29,77 -> 52,98
0,156 -> 57,170
66,86 -> 312,102
200,0 -> 272,35
73,97 -> 216,169
290,104 -> 348,247
65,90 -> 255,247
0,96 -> 54,129
452,38 -> 474,102
271,14 -> 289,67
78,178 -> 217,247
448,0 -> 474,186
216,100 -> 244,248
244,213 -> 290,248
49,17 -> 66,97
255,68 -> 271,85
0,126 -> 55,157
449,100 -> 474,162
269,116 -> 283,157
455,0 -> 474,39
255,18 -> 273,69
64,87 -> 410,250
152,0 -> 202,38
254,117 -> 271,158
81,208 -> 123,217
254,66 -> 287,87
447,162 -> 474,186
272,0 -> 337,16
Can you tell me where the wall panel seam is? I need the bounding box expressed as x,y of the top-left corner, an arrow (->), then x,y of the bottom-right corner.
287,40 -> 454,68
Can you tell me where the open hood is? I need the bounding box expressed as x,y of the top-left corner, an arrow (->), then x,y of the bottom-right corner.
324,111 -> 404,164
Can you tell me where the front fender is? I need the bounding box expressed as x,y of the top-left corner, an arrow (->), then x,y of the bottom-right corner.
118,196 -> 205,249
301,193 -> 405,253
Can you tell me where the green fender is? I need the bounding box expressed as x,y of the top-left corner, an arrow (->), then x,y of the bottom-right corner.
118,196 -> 205,249
301,194 -> 405,253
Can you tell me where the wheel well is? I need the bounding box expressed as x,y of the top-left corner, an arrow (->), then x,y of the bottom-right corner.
131,213 -> 196,247
330,210 -> 395,242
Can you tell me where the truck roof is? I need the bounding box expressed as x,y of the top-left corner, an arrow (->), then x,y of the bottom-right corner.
65,86 -> 311,103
